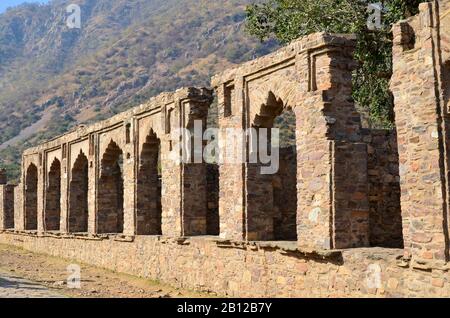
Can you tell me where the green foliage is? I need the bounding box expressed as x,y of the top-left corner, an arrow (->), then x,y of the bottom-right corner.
245,0 -> 424,128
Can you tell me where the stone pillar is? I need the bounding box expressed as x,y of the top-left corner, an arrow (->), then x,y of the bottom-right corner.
161,103 -> 183,237
391,1 -> 450,263
181,98 -> 209,236
332,142 -> 370,248
123,121 -> 136,236
37,152 -> 45,233
295,40 -> 369,249
60,145 -> 69,233
0,185 -> 15,231
0,169 -> 8,230
14,183 -> 23,231
215,78 -> 246,241
161,89 -> 213,237
88,133 -> 98,234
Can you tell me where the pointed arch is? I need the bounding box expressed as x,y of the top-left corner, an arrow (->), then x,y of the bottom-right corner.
136,129 -> 162,235
69,150 -> 89,233
248,75 -> 300,128
25,163 -> 38,231
97,140 -> 124,234
45,158 -> 61,231
246,77 -> 299,241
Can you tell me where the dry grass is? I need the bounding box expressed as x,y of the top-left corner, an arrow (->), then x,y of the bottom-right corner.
0,243 -> 214,298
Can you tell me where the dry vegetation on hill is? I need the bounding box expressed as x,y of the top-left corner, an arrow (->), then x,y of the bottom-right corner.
0,0 -> 277,181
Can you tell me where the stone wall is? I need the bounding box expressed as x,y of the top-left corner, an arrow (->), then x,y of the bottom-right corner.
362,129 -> 403,248
0,0 -> 449,298
206,164 -> 219,236
13,183 -> 23,232
1,232 -> 450,298
273,147 -> 297,241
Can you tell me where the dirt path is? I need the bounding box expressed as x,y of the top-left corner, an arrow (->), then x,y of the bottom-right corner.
0,244 -> 213,298
0,270 -> 65,298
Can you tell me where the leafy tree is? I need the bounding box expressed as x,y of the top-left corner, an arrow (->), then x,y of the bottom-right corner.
246,0 -> 425,128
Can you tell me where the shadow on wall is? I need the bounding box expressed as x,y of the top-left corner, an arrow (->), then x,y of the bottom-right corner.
24,164 -> 38,231
363,128 -> 404,249
69,151 -> 89,233
137,130 -> 162,236
97,140 -> 124,234
45,158 -> 61,231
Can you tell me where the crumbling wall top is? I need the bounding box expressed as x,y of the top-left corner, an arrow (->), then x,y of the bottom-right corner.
392,0 -> 449,54
211,32 -> 356,87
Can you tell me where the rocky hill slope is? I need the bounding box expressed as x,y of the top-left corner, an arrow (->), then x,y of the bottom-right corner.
0,0 -> 277,180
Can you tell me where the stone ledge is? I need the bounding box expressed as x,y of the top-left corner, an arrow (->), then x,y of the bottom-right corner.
1,230 -> 39,237
113,235 -> 135,243
409,257 -> 450,271
2,232 -> 450,297
2,231 -> 416,266
192,236 -> 344,263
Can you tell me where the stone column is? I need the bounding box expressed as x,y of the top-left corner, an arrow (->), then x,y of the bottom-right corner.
180,98 -> 209,236
215,78 -> 246,241
60,145 -> 69,233
391,1 -> 450,263
161,103 -> 183,237
0,185 -> 15,230
123,121 -> 136,236
37,152 -> 45,233
295,39 -> 369,250
160,89 -> 213,237
14,183 -> 23,231
88,133 -> 98,234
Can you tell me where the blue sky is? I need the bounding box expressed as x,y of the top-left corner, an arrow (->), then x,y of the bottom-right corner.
0,1 -> 49,14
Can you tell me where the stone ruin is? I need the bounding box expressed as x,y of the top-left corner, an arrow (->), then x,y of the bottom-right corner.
0,0 -> 449,297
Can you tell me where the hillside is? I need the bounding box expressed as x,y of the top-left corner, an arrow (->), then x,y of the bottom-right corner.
0,0 -> 277,181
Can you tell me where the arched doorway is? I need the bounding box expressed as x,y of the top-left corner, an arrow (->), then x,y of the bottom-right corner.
25,163 -> 38,231
136,130 -> 162,235
273,107 -> 298,240
97,140 -> 124,234
247,91 -> 298,241
69,151 -> 89,233
45,158 -> 61,231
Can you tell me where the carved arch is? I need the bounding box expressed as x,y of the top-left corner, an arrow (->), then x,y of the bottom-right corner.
248,75 -> 300,128
68,150 -> 89,233
136,129 -> 162,235
97,139 -> 124,234
45,158 -> 61,231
